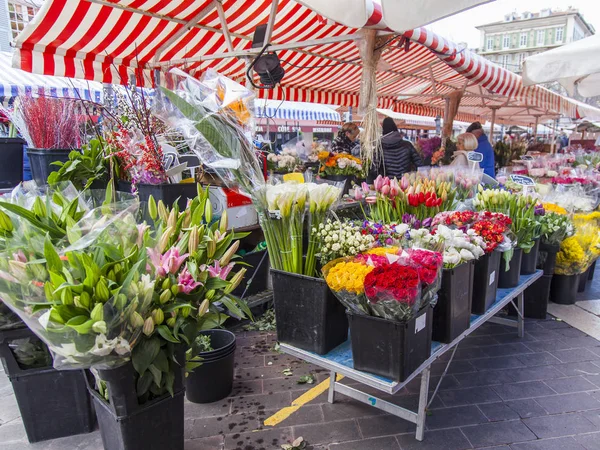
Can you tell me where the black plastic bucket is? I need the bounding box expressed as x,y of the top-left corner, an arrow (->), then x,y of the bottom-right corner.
538,243 -> 559,276
550,274 -> 580,305
117,180 -> 198,211
186,331 -> 236,404
498,248 -> 523,289
589,260 -> 597,280
27,148 -> 74,186
89,353 -> 185,450
520,238 -> 540,275
348,306 -> 432,382
0,328 -> 95,443
578,267 -> 590,292
0,138 -> 25,188
271,269 -> 348,355
507,274 -> 552,319
472,251 -> 501,315
433,262 -> 474,343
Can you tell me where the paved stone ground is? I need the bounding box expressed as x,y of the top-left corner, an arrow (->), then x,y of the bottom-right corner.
3,278 -> 600,449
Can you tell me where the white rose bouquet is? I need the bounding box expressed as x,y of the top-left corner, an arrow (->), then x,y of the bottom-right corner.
317,219 -> 375,266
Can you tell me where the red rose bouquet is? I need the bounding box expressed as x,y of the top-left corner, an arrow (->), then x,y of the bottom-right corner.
364,263 -> 421,321
405,248 -> 443,308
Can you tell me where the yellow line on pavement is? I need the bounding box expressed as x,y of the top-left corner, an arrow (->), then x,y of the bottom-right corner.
263,374 -> 344,427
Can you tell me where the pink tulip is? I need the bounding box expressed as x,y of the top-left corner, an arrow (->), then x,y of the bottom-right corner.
365,196 -> 378,204
383,176 -> 391,187
373,175 -> 384,192
12,250 -> 26,263
381,185 -> 390,196
389,185 -> 399,198
177,266 -> 202,294
361,182 -> 370,195
400,176 -> 409,190
353,186 -> 364,201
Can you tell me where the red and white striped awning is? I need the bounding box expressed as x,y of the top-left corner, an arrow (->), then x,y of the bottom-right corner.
12,0 -> 600,125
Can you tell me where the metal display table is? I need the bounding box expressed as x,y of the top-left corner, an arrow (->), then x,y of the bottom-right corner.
281,270 -> 543,441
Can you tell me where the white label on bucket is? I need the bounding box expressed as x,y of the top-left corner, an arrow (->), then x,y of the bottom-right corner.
489,271 -> 495,286
415,314 -> 426,334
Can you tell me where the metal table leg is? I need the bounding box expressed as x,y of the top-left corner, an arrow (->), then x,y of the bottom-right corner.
328,371 -> 337,403
415,367 -> 431,441
517,292 -> 524,338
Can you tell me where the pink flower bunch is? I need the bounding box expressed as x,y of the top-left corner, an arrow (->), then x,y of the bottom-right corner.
202,261 -> 234,280
373,175 -> 400,198
147,248 -> 189,277
177,266 -> 202,294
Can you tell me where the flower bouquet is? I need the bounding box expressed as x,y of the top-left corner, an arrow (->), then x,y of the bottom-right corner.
318,152 -> 363,178
315,219 -> 375,266
266,148 -> 302,174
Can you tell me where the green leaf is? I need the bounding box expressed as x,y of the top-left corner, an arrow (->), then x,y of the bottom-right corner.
136,371 -> 153,397
205,277 -> 230,290
220,296 -> 246,320
148,364 -> 163,388
297,374 -> 315,385
132,337 -> 161,376
44,235 -> 63,272
199,312 -> 228,330
153,349 -> 169,372
282,368 -> 293,376
164,370 -> 175,397
66,316 -> 94,334
156,325 -> 180,343
53,305 -> 89,323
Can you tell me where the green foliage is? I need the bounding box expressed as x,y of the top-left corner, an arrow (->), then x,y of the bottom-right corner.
243,308 -> 276,332
47,138 -> 109,190
195,334 -> 213,353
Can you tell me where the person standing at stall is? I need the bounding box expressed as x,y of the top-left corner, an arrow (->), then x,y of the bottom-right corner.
466,121 -> 496,178
331,122 -> 360,155
373,118 -> 423,179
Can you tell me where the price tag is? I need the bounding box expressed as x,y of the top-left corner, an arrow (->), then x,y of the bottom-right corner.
268,210 -> 282,220
520,155 -> 534,161
283,173 -> 305,183
489,271 -> 495,286
510,175 -> 535,186
467,152 -> 483,162
415,313 -> 427,334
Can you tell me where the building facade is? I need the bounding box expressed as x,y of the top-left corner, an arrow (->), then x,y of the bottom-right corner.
477,8 -> 595,74
0,0 -> 41,52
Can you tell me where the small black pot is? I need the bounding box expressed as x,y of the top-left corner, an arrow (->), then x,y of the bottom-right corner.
538,243 -> 560,276
472,251 -> 501,315
0,138 -> 25,188
27,148 -> 74,186
117,180 -> 198,211
589,260 -> 597,281
271,269 -> 348,355
550,274 -> 580,305
520,239 -> 540,275
498,248 -> 523,289
186,329 -> 236,404
0,327 -> 95,443
89,351 -> 185,450
578,267 -> 591,292
507,274 -> 552,319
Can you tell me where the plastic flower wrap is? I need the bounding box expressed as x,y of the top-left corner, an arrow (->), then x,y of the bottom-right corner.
323,257 -> 374,314
407,226 -> 485,268
0,184 -> 151,369
266,148 -> 302,173
543,185 -> 597,213
555,236 -> 586,275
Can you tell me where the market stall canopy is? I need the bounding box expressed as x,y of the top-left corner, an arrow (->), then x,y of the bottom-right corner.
255,100 -> 340,121
0,51 -> 102,104
12,0 -> 600,125
522,34 -> 600,98
299,0 -> 494,31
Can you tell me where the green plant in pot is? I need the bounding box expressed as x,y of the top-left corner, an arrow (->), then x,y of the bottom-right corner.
48,137 -> 110,190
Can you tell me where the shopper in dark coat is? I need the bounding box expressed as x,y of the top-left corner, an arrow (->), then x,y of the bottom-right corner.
374,118 -> 423,178
331,122 -> 360,155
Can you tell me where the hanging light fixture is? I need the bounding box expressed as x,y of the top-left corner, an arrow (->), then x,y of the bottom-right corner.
246,43 -> 285,89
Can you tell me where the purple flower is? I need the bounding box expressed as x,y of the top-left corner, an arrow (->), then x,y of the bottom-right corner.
534,204 -> 545,216
177,266 -> 202,294
422,217 -> 433,228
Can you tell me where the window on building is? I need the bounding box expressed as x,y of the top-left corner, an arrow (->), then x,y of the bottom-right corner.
518,53 -> 525,68
536,30 -> 545,46
501,54 -> 510,68
519,32 -> 528,47
556,27 -> 564,43
8,2 -> 38,40
486,37 -> 494,51
502,35 -> 510,49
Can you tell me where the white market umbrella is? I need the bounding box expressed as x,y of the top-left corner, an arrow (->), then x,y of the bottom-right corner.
522,34 -> 600,98
299,0 -> 494,30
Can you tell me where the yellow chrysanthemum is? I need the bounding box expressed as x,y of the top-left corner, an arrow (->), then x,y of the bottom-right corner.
555,236 -> 585,275
543,203 -> 567,215
365,246 -> 400,256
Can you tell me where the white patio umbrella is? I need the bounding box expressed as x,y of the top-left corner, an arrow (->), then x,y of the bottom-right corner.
522,34 -> 600,98
299,0 -> 494,30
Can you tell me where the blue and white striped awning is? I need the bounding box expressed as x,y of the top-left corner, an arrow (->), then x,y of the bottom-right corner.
255,100 -> 340,122
0,51 -> 103,104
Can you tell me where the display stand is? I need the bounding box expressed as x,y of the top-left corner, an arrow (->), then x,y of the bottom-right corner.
281,271 -> 543,441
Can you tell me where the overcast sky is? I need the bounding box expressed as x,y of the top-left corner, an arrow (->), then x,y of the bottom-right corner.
427,1 -> 600,48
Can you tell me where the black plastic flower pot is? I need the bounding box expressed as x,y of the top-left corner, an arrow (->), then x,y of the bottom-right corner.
117,180 -> 197,211
26,148 -> 74,186
0,138 -> 25,188
432,262 -> 474,344
538,242 -> 560,276
0,327 -> 95,443
498,248 -> 523,289
88,355 -> 185,450
578,267 -> 591,292
472,251 -> 501,315
589,260 -> 597,280
550,274 -> 580,305
347,306 -> 433,382
186,330 -> 236,404
271,269 -> 348,355
231,249 -> 269,298
507,274 -> 552,319
520,238 -> 540,275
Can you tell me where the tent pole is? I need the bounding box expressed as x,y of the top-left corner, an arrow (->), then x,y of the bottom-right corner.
533,115 -> 540,139
489,107 -> 497,145
441,91 -> 463,144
